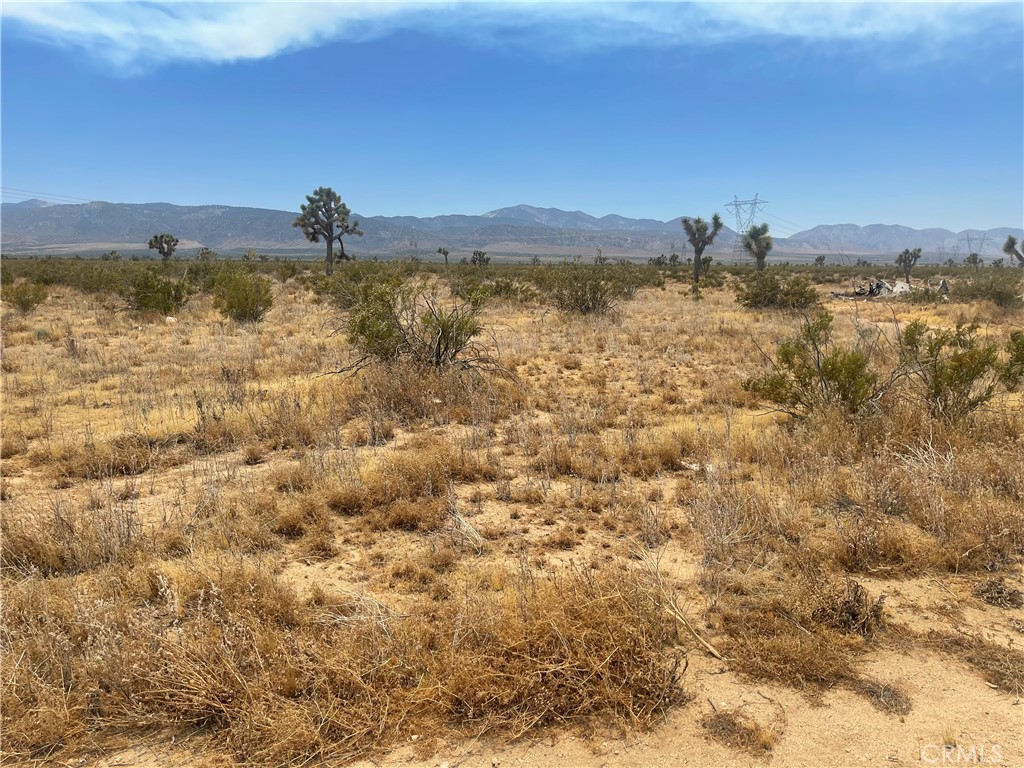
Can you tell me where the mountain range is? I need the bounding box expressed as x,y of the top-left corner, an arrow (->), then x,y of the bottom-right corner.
2,199 -> 1019,261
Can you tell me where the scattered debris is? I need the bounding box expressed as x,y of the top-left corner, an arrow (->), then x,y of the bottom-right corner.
973,578 -> 1024,609
832,279 -> 917,300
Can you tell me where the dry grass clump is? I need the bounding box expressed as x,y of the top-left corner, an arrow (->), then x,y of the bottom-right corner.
701,708 -> 778,755
43,432 -> 186,482
972,577 -> 1024,608
921,631 -> 1024,695
351,361 -> 523,428
710,571 -> 886,692
1,498 -> 142,576
830,509 -> 932,576
1,564 -> 685,766
615,429 -> 699,478
849,678 -> 913,715
324,437 -> 495,522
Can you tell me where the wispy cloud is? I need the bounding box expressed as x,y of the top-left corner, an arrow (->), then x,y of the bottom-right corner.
2,1 -> 1016,71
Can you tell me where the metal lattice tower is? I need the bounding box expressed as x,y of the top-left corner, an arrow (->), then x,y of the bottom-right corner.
725,194 -> 768,261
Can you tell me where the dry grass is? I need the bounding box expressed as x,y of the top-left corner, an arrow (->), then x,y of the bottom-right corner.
1,563 -> 684,765
922,632 -> 1024,695
848,678 -> 913,715
701,708 -> 779,755
2,272 -> 1022,765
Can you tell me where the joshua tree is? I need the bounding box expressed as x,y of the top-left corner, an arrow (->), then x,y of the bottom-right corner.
471,250 -> 489,268
895,247 -> 922,283
437,247 -> 450,267
148,233 -> 178,262
292,187 -> 363,276
681,213 -> 724,286
814,254 -> 826,267
964,252 -> 983,273
1003,235 -> 1024,267
741,223 -> 773,272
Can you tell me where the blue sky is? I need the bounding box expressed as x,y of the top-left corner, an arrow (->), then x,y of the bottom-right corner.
2,2 -> 1022,234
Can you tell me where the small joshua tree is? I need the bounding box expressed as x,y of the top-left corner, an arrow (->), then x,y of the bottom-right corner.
741,223 -> 773,272
437,247 -> 450,267
1003,235 -> 1024,267
471,250 -> 489,268
964,252 -> 983,273
681,213 -> 724,288
895,247 -> 921,284
148,233 -> 178,262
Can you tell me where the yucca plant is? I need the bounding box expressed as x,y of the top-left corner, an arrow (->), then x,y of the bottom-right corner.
742,223 -> 773,271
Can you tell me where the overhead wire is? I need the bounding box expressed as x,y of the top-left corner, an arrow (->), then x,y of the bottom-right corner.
1,186 -> 96,204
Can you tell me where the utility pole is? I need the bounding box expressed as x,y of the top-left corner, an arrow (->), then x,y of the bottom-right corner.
725,194 -> 768,262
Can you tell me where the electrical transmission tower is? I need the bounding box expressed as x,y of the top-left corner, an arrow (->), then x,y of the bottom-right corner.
960,232 -> 988,259
725,194 -> 768,261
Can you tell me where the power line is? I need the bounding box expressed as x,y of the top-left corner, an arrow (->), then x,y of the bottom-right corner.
761,211 -> 807,233
725,194 -> 768,257
1,186 -> 95,204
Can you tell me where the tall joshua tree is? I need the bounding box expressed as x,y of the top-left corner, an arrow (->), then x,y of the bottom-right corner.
148,233 -> 178,262
293,187 -> 362,276
742,223 -> 773,271
895,247 -> 922,283
1003,235 -> 1024,267
681,213 -> 724,287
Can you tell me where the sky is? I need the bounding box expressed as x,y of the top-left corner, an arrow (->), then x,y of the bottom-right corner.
1,1 -> 1022,235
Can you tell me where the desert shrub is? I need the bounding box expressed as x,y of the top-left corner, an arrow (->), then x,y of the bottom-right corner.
124,270 -> 188,314
180,258 -> 225,293
273,260 -> 300,282
744,311 -> 886,418
2,257 -> 142,297
312,261 -> 406,310
899,321 -> 1002,422
447,271 -> 492,306
214,271 -> 274,323
1000,331 -> 1024,391
735,271 -> 819,310
347,282 -> 500,371
537,262 -> 647,315
953,273 -> 1023,310
3,281 -> 48,314
449,272 -> 536,306
489,276 -> 538,302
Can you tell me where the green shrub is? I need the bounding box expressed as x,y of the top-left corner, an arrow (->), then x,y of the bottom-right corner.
735,271 -> 819,310
744,311 -> 884,418
347,281 -> 495,370
313,262 -> 406,310
449,273 -> 536,306
4,281 -> 48,314
899,321 -> 1002,422
124,271 -> 188,315
953,273 -> 1022,310
1002,331 -> 1024,391
214,271 -> 274,323
273,260 -> 300,283
448,272 -> 492,307
537,262 -> 647,315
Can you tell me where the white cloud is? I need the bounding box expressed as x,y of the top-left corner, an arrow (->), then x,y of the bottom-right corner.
1,1 -> 1016,70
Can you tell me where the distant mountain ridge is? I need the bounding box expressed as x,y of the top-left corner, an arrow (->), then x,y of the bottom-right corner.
1,198 -> 1019,258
